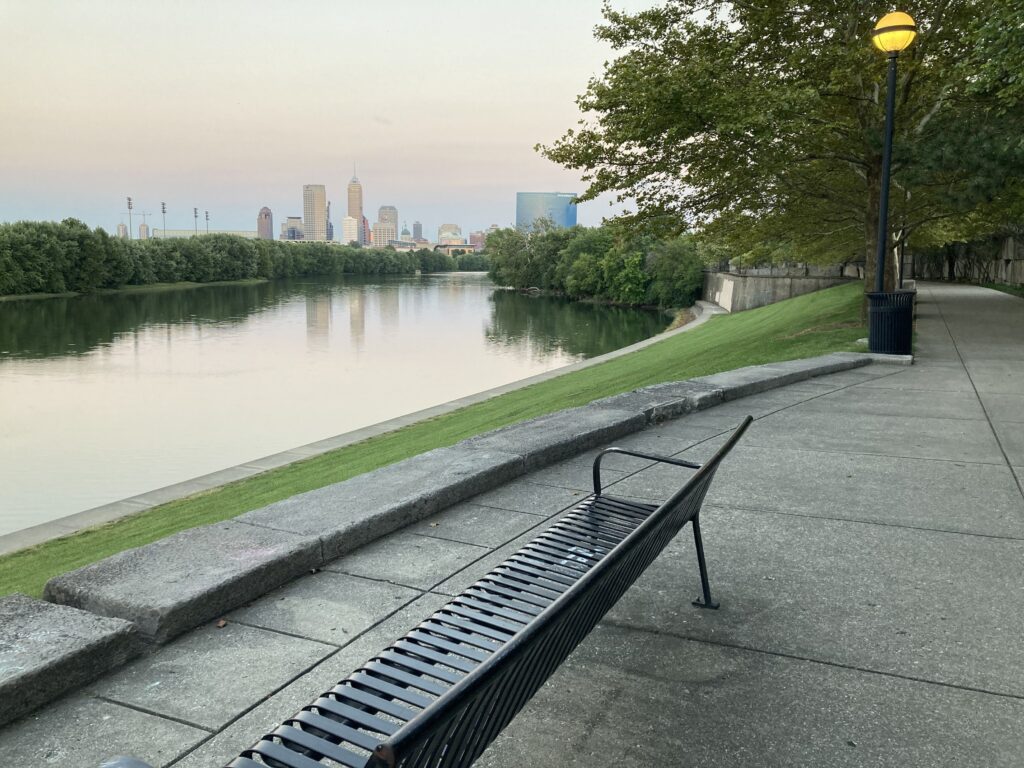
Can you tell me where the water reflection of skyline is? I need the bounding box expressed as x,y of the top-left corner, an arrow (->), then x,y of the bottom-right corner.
0,273 -> 666,531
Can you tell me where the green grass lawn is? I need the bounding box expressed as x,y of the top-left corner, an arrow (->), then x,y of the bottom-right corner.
984,282 -> 1024,299
0,282 -> 866,598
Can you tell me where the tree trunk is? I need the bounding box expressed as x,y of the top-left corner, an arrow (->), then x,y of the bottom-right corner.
862,158 -> 896,317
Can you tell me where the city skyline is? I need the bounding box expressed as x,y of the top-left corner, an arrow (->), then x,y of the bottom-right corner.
0,1 -> 652,238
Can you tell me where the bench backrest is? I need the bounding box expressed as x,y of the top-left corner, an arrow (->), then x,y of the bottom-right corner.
366,417 -> 751,768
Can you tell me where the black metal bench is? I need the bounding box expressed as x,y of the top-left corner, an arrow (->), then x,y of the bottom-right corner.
212,415 -> 751,768
110,418 -> 750,768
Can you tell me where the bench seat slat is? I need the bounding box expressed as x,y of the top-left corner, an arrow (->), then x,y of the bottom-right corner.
376,650 -> 466,685
271,724 -> 369,768
290,710 -> 384,752
508,552 -> 582,581
432,612 -> 518,644
243,738 -> 340,768
331,684 -> 417,723
361,662 -> 449,698
452,594 -> 537,624
493,562 -> 572,593
551,521 -> 625,547
414,623 -> 501,655
392,640 -> 480,673
477,574 -> 561,605
465,584 -> 545,615
311,696 -> 399,736
442,604 -> 524,635
349,672 -> 434,710
405,630 -> 492,664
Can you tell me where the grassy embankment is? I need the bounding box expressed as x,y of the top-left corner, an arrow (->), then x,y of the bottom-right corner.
0,282 -> 866,598
984,282 -> 1024,299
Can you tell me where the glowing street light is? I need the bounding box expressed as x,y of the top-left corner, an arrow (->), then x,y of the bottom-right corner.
867,11 -> 917,355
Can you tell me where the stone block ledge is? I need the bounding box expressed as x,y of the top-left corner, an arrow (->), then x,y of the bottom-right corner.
0,594 -> 140,728
26,352 -> 872,723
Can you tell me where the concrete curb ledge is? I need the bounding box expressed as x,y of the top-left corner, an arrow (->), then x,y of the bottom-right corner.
0,594 -> 140,727
239,445 -> 527,563
16,351 -> 873,724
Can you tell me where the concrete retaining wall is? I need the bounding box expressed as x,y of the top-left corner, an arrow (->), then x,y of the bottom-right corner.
704,272 -> 853,313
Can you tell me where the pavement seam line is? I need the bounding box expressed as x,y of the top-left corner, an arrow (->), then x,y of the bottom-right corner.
600,621 -> 1024,703
704,502 -> 1024,542
930,287 -> 1024,505
90,695 -> 216,733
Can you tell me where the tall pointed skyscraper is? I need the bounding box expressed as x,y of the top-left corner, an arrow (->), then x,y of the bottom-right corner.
347,171 -> 364,245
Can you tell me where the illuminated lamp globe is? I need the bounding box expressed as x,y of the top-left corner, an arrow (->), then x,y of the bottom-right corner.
872,11 -> 917,53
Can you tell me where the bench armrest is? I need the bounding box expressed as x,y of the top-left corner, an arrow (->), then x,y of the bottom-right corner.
592,447 -> 702,496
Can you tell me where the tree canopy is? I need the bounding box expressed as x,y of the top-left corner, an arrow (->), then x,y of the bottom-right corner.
540,1 -> 1024,290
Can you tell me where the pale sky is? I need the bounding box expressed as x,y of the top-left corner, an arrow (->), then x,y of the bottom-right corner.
0,0 -> 652,239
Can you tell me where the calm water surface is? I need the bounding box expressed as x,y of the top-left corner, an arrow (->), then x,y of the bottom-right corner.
0,273 -> 666,534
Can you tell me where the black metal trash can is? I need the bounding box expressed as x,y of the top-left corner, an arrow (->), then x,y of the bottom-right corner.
867,290 -> 915,355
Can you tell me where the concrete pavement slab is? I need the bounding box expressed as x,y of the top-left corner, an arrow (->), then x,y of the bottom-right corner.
0,695 -> 207,768
520,460 -> 625,492
856,365 -> 976,392
170,593 -> 451,768
227,571 -> 421,647
603,507 -> 1024,697
979,392 -> 1024,423
990,421 -> 1024,466
739,408 -> 1005,464
963,360 -> 1024,394
477,624 -> 1024,768
90,622 -> 333,731
406,503 -> 548,548
324,531 -> 490,590
0,594 -> 140,727
238,445 -> 525,561
43,521 -> 322,644
466,478 -> 588,517
608,443 -> 1024,537
791,386 -> 987,421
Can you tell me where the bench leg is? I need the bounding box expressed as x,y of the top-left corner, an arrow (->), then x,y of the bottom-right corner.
690,515 -> 720,610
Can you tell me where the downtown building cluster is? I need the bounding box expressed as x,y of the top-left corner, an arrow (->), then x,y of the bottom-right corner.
264,175 -> 498,253
115,187 -> 577,248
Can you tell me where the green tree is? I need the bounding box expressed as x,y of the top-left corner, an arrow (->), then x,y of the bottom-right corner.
540,0 -> 1024,293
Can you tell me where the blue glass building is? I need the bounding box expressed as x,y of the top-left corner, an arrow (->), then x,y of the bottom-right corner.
515,192 -> 578,231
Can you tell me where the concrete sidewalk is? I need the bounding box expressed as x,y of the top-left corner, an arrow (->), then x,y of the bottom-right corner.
2,282 -> 1022,766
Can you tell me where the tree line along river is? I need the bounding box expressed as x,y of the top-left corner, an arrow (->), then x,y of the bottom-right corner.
0,272 -> 668,536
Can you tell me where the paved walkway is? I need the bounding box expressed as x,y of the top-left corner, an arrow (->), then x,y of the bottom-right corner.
2,282 -> 1023,766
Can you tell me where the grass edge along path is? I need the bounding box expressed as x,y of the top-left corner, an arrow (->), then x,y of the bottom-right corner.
0,283 -> 867,598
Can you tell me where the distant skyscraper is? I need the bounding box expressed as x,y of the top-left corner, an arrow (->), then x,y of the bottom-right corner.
515,192 -> 578,231
342,216 -> 360,245
400,223 -> 411,240
326,201 -> 334,241
116,223 -> 128,239
362,216 -> 371,245
469,231 -> 485,249
378,205 -> 398,229
413,221 -> 423,240
138,222 -> 150,240
347,174 -> 364,244
257,207 -> 273,240
280,216 -> 304,240
438,223 -> 463,245
303,184 -> 327,241
372,220 -> 397,248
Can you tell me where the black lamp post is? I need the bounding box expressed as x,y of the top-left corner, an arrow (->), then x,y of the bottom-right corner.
867,11 -> 917,354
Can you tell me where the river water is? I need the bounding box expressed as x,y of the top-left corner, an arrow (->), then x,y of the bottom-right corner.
0,273 -> 666,535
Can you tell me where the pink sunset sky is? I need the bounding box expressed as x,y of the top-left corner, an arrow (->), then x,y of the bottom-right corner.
0,0 -> 652,239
